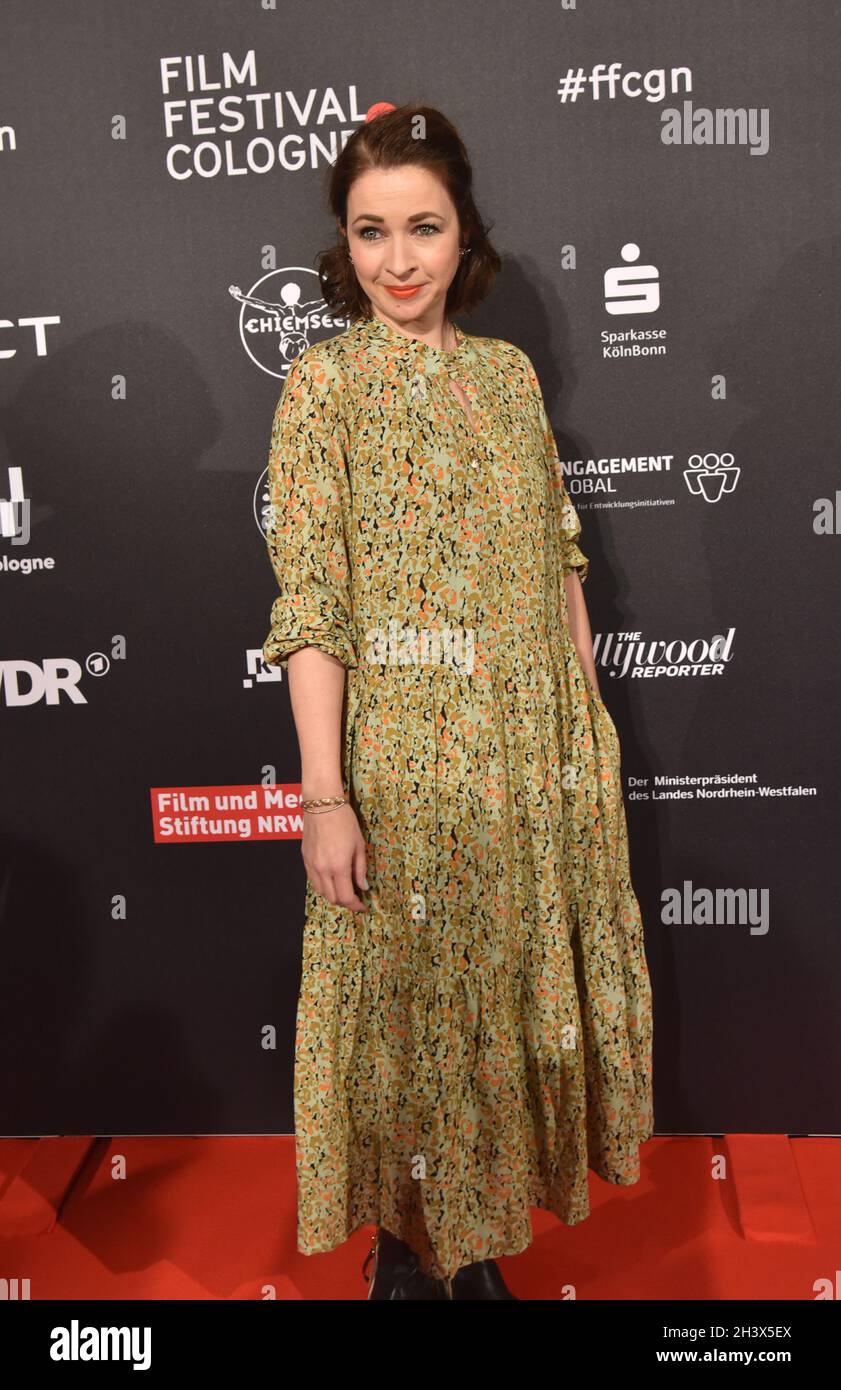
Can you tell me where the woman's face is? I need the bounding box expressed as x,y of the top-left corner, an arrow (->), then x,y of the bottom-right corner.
343,164 -> 462,331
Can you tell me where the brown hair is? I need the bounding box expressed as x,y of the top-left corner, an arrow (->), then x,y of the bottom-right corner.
316,103 -> 502,323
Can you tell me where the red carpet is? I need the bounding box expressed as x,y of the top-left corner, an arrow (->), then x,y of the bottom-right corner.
1,1135 -> 838,1300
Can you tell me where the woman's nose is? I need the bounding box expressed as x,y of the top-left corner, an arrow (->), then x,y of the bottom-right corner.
384,241 -> 418,275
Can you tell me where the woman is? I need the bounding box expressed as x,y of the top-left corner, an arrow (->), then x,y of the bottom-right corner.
262,102 -> 654,1301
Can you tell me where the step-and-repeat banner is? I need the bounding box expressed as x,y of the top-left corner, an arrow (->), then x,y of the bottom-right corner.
2,0 -> 839,1137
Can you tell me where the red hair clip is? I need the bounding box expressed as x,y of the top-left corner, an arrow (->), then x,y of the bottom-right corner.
365,102 -> 396,122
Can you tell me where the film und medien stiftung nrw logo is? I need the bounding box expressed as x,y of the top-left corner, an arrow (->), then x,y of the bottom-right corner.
230,267 -> 348,380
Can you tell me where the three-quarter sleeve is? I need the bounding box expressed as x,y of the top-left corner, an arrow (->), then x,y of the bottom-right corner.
262,348 -> 358,669
522,354 -> 589,584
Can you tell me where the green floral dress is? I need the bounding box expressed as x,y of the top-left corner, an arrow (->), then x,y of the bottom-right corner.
262,312 -> 654,1282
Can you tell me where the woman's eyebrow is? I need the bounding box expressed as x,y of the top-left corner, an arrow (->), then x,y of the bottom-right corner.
350,210 -> 444,225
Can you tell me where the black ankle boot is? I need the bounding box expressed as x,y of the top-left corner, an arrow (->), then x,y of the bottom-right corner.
450,1257 -> 518,1300
362,1227 -> 453,1300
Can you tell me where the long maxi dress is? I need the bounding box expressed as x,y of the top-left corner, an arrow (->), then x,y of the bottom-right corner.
262,311 -> 654,1283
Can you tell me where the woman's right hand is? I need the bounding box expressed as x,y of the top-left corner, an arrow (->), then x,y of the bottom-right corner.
302,802 -> 369,912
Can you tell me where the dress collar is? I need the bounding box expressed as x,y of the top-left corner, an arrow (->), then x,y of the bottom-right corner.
351,311 -> 477,376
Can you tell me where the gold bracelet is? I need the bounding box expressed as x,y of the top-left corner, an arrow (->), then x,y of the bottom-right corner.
301,791 -> 349,813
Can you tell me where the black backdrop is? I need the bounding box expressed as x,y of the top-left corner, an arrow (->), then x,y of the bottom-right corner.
2,0 -> 839,1139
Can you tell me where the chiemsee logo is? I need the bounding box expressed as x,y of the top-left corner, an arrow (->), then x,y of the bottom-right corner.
230,267 -> 347,380
50,1319 -> 151,1368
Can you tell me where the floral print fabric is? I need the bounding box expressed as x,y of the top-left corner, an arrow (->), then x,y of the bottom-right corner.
262,313 -> 654,1281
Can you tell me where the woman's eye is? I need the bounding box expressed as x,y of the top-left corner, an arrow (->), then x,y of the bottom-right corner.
357,224 -> 441,241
